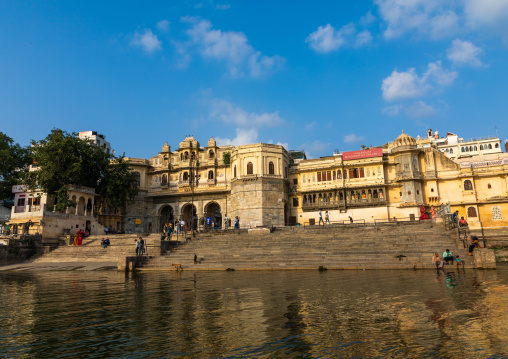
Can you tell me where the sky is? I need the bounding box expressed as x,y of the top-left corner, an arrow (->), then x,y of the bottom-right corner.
1,0 -> 508,159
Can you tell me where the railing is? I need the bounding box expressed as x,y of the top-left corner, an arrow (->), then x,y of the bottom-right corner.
302,201 -> 346,211
303,219 -> 366,227
14,206 -> 25,213
374,217 -> 421,225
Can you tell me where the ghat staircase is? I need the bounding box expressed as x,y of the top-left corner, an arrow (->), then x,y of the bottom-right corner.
141,222 -> 473,270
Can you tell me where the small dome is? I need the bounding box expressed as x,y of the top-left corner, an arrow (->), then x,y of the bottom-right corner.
394,130 -> 416,147
162,142 -> 170,152
179,136 -> 199,149
208,137 -> 216,147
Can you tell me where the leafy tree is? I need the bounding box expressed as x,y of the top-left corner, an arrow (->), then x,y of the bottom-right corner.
24,129 -> 138,211
223,152 -> 231,164
0,132 -> 31,202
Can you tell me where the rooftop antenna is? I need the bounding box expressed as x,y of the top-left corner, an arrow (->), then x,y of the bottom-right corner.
495,126 -> 498,138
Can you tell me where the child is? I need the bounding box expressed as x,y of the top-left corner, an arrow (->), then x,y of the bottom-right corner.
455,255 -> 465,268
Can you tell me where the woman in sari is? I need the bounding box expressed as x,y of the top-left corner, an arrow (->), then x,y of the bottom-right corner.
77,229 -> 84,245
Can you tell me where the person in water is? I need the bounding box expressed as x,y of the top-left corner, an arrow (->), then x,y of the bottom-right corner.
455,255 -> 465,268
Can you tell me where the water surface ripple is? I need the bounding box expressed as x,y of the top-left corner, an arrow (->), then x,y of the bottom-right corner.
1,265 -> 508,358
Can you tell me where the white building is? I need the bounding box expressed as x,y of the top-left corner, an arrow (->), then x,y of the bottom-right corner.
78,131 -> 111,154
418,129 -> 503,159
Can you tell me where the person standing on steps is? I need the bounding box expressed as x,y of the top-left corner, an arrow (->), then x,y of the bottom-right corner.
318,210 -> 324,225
224,215 -> 228,230
135,238 -> 140,256
234,216 -> 239,229
349,216 -> 353,224
194,253 -> 197,264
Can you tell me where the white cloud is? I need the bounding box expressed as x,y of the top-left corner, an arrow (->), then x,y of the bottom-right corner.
405,101 -> 437,118
179,17 -> 284,77
131,29 -> 162,53
465,0 -> 508,27
209,99 -> 283,127
360,11 -> 377,26
344,133 -> 365,143
305,121 -> 317,130
355,30 -> 373,47
447,39 -> 483,66
216,4 -> 230,10
375,0 -> 460,39
306,23 -> 371,53
382,105 -> 401,116
157,20 -> 170,32
381,61 -> 457,101
299,141 -> 330,157
216,128 -> 258,146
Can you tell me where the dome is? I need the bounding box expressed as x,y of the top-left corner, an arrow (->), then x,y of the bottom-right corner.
394,130 -> 416,147
178,136 -> 199,149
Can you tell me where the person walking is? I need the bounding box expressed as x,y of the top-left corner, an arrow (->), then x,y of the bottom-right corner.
234,216 -> 239,229
318,210 -> 324,225
224,215 -> 228,230
325,211 -> 330,224
135,238 -> 140,256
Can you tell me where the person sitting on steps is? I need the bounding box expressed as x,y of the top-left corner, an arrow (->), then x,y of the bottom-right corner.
443,249 -> 454,265
455,255 -> 465,268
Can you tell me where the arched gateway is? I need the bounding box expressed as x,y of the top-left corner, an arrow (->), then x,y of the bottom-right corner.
159,205 -> 174,232
181,204 -> 197,230
205,202 -> 222,229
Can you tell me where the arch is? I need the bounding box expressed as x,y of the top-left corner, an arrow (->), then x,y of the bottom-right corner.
464,179 -> 473,190
489,144 -> 493,149
474,146 -> 477,151
70,195 -> 77,215
379,189 -> 384,199
480,145 -> 484,150
184,151 -> 189,160
495,143 -> 499,148
469,146 -> 473,151
368,189 -> 372,199
86,198 -> 93,216
467,207 -> 477,218
133,171 -> 141,186
77,197 -> 85,216
268,161 -> 275,175
339,192 -> 344,200
204,201 -> 222,229
488,183 -> 492,189
161,174 -> 168,185
159,205 -> 174,231
247,162 -> 253,175
181,204 -> 197,230
461,147 -> 465,152
180,153 -> 183,161
373,189 -> 378,199
450,148 -> 453,154
208,170 -> 214,180
209,149 -> 215,159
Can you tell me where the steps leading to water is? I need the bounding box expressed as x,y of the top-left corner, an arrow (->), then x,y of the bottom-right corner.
140,222 -> 472,270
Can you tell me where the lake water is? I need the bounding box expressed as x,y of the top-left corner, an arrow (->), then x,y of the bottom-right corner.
1,265 -> 508,358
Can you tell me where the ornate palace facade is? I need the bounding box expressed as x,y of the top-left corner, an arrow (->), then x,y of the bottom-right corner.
125,132 -> 508,233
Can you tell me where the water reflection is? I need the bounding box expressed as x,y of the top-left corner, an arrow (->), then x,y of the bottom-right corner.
1,265 -> 508,358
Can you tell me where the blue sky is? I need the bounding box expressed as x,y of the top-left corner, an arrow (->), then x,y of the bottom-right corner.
1,0 -> 508,159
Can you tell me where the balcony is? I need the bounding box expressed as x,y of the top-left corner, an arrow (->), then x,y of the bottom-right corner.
301,198 -> 386,211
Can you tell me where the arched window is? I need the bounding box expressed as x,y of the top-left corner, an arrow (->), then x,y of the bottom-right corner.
208,170 -> 214,180
191,152 -> 196,161
162,174 -> 168,184
269,161 -> 275,175
209,150 -> 214,159
480,145 -> 484,150
489,144 -> 493,149
247,162 -> 253,175
234,165 -> 237,178
183,172 -> 189,181
495,143 -> 499,148
379,189 -> 384,199
487,183 -> 492,189
303,195 -> 307,204
474,146 -> 477,151
461,147 -> 465,152
333,171 -> 336,180
450,148 -> 453,154
133,171 -> 140,186
464,179 -> 473,190
373,189 -> 378,199
184,151 -> 189,160
339,192 -> 344,200
467,207 -> 477,217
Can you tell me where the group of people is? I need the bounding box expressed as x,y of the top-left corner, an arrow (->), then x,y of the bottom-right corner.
135,237 -> 145,256
451,210 -> 468,228
72,229 -> 85,245
432,236 -> 481,269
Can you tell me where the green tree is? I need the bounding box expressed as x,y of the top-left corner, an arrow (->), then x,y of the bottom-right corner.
0,132 -> 31,202
223,152 -> 231,164
24,129 -> 138,211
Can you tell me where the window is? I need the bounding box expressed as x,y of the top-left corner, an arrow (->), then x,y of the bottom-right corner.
209,150 -> 214,159
33,197 -> 41,206
293,198 -> 299,207
408,191 -> 412,195
416,190 -> 419,195
359,168 -> 365,178
431,188 -> 434,192
327,171 -> 331,181
208,170 -> 214,180
234,166 -> 237,178
134,171 -> 141,186
495,143 -> 499,148
191,152 -> 196,161
492,206 -> 502,220
488,183 -> 492,189
373,190 -> 378,199
337,170 -> 342,179
489,144 -> 493,149
461,147 -> 465,152
450,148 -> 453,154
474,146 -> 477,151
17,198 -> 25,206
333,171 -> 336,180
317,172 -> 322,182
293,178 -> 298,185
480,145 -> 484,150
184,151 -> 189,160
183,172 -> 189,181
399,192 -> 402,196
247,162 -> 253,175
379,189 -> 384,198
464,180 -> 473,190
269,161 -> 275,175
162,174 -> 168,185
343,169 -> 347,179
467,207 -> 477,218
